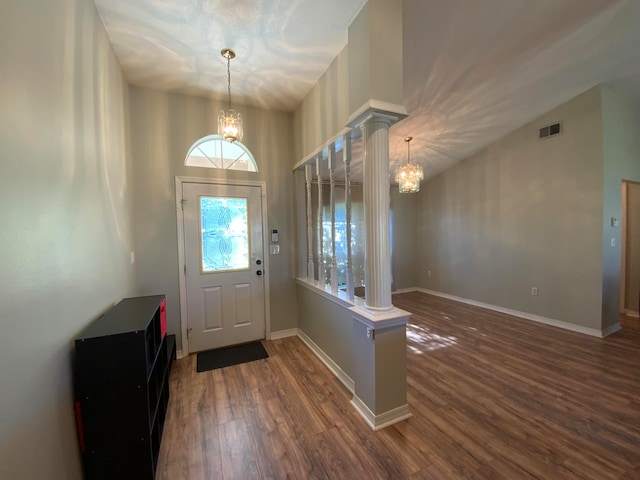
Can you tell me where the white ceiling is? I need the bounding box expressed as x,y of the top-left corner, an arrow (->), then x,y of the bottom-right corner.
93,0 -> 367,112
398,0 -> 640,179
94,0 -> 640,181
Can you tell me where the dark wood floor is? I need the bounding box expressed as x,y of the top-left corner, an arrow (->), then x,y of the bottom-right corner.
157,291 -> 640,479
621,313 -> 640,331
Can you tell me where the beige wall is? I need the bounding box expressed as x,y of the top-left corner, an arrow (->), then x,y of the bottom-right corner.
0,0 -> 136,478
601,85 -> 640,327
391,188 -> 418,291
293,47 -> 350,163
293,0 -> 404,164
348,0 -> 404,114
297,284 -> 355,379
415,87 -> 605,330
128,86 -> 299,347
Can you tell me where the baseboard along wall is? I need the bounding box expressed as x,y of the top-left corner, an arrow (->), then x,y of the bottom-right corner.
394,288 -> 621,338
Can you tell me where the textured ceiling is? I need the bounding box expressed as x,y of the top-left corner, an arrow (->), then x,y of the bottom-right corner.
93,0 -> 367,111
94,0 -> 640,181
393,0 -> 640,180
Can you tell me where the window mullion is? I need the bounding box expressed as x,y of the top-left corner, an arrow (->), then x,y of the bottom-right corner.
305,164 -> 315,281
344,133 -> 354,301
316,154 -> 326,287
329,144 -> 338,293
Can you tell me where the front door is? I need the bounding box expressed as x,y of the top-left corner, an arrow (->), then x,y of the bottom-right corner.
182,182 -> 265,352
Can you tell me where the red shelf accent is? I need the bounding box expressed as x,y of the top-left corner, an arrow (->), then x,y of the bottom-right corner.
160,298 -> 167,338
74,401 -> 85,452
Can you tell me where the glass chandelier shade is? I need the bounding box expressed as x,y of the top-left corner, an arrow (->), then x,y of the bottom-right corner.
395,136 -> 423,193
218,108 -> 243,143
218,48 -> 244,143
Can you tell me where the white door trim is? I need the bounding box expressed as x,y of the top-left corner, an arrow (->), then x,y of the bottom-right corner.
175,176 -> 271,356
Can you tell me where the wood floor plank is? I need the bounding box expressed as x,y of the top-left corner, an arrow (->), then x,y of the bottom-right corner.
321,399 -> 428,477
622,466 -> 640,480
319,399 -> 411,478
157,292 -> 640,479
219,418 -> 260,479
155,352 -> 190,480
188,356 -> 223,480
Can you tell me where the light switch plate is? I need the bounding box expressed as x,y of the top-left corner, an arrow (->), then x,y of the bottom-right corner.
270,245 -> 280,255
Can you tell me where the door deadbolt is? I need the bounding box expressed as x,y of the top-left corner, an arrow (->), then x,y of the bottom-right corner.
256,270 -> 262,276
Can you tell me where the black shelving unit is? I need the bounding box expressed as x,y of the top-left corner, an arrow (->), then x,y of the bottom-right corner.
74,295 -> 176,480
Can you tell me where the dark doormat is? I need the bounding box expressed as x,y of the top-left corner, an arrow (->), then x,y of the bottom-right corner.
196,341 -> 268,373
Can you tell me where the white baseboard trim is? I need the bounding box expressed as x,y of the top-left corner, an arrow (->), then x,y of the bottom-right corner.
176,349 -> 185,359
297,329 -> 355,393
350,395 -> 412,431
413,288 -> 610,338
270,328 -> 299,340
602,323 -> 622,337
391,287 -> 418,294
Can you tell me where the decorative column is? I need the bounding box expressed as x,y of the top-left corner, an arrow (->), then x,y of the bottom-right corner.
361,113 -> 394,311
347,107 -> 411,430
329,144 -> 338,293
305,164 -> 315,281
316,155 -> 326,287
344,132 -> 355,301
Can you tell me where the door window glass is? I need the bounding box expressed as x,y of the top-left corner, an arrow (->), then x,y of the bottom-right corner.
200,197 -> 249,272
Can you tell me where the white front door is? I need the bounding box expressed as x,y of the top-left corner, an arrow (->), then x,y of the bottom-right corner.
182,182 -> 265,352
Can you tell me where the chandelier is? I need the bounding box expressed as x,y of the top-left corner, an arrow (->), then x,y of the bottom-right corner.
218,48 -> 243,143
395,136 -> 423,193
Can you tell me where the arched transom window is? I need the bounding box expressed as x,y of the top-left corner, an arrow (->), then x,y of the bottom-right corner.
185,134 -> 258,172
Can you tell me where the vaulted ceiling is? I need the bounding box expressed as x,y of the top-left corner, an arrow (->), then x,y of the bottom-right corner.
95,0 -> 640,180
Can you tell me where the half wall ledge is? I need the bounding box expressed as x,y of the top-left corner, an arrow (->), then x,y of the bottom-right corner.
296,278 -> 412,430
350,305 -> 411,430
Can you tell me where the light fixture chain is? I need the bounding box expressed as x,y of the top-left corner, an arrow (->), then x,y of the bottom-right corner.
227,54 -> 232,110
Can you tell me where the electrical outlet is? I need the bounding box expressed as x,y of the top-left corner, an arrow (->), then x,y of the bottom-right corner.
366,328 -> 374,339
531,287 -> 538,296
427,270 -> 432,277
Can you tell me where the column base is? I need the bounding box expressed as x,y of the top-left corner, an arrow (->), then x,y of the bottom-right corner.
349,304 -> 410,329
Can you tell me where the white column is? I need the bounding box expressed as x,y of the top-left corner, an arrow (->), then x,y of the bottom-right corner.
305,164 -> 315,281
344,133 -> 355,301
329,144 -> 338,293
361,114 -> 394,311
316,155 -> 326,287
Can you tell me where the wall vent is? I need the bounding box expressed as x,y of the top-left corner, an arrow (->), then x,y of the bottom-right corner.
539,122 -> 562,139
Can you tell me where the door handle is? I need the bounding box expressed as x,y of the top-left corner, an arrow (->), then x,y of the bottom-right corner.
256,270 -> 262,276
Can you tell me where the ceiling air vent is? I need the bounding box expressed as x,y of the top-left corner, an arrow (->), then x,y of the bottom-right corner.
539,122 -> 562,139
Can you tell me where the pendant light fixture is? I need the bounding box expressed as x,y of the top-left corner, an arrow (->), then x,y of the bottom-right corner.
395,136 -> 424,193
218,48 -> 243,143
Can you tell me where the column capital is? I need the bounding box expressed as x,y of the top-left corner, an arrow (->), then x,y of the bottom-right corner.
347,100 -> 408,129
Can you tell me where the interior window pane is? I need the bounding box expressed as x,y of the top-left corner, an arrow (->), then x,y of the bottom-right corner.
200,197 -> 249,272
